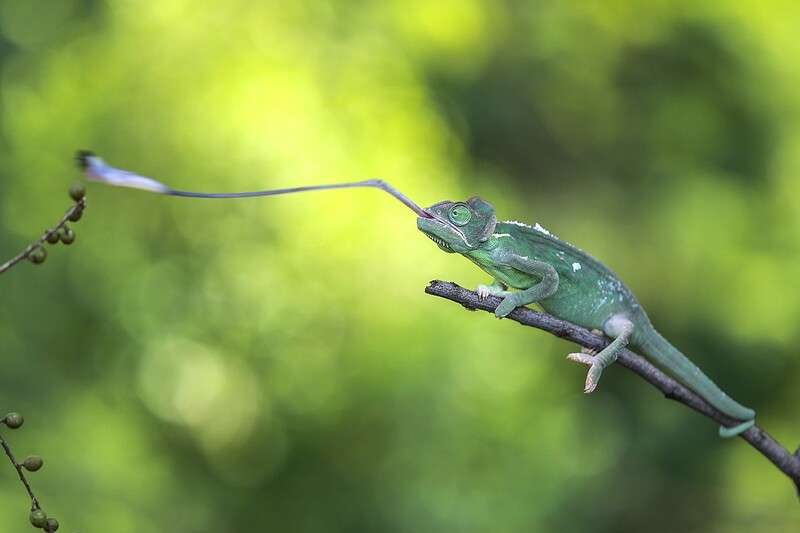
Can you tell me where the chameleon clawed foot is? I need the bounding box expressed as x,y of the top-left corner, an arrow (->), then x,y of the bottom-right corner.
475,278 -> 516,318
566,352 -> 603,393
566,352 -> 595,366
476,285 -> 491,299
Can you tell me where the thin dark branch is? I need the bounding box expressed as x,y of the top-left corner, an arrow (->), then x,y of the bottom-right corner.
0,197 -> 86,276
0,186 -> 84,531
0,429 -> 41,511
424,280 -> 800,492
0,415 -> 56,532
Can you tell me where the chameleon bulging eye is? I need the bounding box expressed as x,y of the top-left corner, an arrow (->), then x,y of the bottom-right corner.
449,205 -> 471,226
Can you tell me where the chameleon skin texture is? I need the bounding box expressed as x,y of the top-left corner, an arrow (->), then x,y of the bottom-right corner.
417,197 -> 755,430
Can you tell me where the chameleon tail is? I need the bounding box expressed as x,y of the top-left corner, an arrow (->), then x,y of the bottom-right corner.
635,327 -> 755,437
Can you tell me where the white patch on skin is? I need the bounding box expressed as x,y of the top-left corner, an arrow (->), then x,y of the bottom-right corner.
504,220 -> 530,227
503,220 -> 561,240
572,262 -> 582,272
492,233 -> 512,238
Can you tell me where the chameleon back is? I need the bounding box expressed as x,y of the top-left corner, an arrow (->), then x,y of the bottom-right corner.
472,220 -> 647,331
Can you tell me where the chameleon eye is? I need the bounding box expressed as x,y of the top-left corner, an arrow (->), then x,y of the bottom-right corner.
448,204 -> 471,226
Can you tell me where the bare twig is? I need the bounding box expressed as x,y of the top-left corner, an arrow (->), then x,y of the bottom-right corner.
0,185 -> 84,531
0,415 -> 56,532
0,196 -> 86,276
0,430 -> 42,511
424,280 -> 800,492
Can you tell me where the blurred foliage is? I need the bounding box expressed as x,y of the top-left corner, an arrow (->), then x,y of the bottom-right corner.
1,1 -> 799,531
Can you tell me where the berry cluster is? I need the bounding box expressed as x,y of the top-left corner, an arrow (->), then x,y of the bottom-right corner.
27,183 -> 86,266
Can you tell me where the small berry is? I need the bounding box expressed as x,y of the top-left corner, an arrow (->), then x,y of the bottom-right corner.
29,509 -> 47,528
28,247 -> 47,264
3,412 -> 23,428
59,227 -> 75,245
68,182 -> 86,202
22,456 -> 43,472
45,517 -> 59,531
67,209 -> 83,222
45,231 -> 60,244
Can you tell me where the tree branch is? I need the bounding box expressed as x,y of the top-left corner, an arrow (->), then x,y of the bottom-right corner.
424,280 -> 800,493
0,183 -> 85,531
1,414 -> 57,532
0,195 -> 86,276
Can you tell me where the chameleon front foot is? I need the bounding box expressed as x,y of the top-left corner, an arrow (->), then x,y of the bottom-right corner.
475,285 -> 492,298
476,279 -> 512,318
566,352 -> 604,393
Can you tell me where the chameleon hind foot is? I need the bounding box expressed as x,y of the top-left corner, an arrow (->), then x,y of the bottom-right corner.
567,316 -> 633,392
566,319 -> 631,393
566,352 -> 605,393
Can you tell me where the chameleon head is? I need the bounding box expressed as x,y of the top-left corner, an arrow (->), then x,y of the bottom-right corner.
416,196 -> 497,253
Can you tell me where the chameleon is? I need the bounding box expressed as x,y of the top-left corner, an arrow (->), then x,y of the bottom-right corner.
77,152 -> 755,437
417,197 -> 755,437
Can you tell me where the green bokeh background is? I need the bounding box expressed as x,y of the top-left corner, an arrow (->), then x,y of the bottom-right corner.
1,1 -> 799,531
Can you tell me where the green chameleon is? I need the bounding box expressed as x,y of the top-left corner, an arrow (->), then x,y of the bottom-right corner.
417,197 -> 755,437
79,152 -> 755,437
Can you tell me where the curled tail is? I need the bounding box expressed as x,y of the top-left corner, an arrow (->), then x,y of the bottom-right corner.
635,326 -> 755,437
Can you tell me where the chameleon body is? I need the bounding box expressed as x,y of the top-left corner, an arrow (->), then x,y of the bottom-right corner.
417,197 -> 755,437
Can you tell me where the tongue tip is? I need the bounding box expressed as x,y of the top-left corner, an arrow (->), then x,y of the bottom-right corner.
75,150 -> 95,170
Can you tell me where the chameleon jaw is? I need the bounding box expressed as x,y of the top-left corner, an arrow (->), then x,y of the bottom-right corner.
417,215 -> 472,251
424,233 -> 453,252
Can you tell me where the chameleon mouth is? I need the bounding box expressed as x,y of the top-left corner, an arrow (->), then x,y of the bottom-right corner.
418,213 -> 473,250
424,233 -> 452,251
